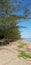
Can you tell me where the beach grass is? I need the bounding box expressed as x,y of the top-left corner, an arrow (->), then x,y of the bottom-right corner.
18,51 -> 31,58
18,42 -> 31,58
18,42 -> 26,48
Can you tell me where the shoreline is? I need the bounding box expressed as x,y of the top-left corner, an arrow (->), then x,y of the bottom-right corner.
22,38 -> 31,43
21,38 -> 31,44
20,39 -> 31,49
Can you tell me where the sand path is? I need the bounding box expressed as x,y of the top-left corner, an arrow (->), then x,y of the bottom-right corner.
0,41 -> 31,65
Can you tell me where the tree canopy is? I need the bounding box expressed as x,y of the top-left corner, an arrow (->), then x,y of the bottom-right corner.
0,0 -> 31,40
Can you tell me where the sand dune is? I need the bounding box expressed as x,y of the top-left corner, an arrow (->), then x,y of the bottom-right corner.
0,40 -> 31,65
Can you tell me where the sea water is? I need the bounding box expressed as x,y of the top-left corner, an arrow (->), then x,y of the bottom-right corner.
23,38 -> 31,42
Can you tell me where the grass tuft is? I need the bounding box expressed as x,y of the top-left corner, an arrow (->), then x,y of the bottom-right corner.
18,42 -> 31,59
18,51 -> 31,58
18,43 -> 26,48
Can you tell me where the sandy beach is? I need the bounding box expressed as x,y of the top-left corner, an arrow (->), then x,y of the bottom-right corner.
0,40 -> 31,65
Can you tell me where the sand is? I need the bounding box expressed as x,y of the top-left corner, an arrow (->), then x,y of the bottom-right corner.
0,40 -> 31,65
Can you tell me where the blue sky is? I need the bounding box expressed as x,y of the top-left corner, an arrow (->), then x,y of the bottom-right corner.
17,0 -> 31,38
21,0 -> 31,38
12,0 -> 31,38
18,20 -> 31,38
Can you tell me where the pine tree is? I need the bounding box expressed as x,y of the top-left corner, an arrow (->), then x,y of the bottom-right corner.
0,0 -> 30,40
0,0 -> 21,40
